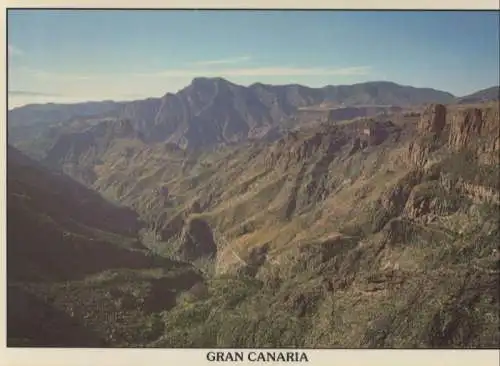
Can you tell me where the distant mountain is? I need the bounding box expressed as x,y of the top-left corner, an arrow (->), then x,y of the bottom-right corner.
8,100 -> 122,126
320,81 -> 455,106
118,79 -> 455,147
8,78 -> 457,153
7,101 -> 124,152
456,86 -> 500,104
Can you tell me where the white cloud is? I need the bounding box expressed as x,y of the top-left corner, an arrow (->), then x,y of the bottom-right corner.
14,64 -> 371,81
191,55 -> 252,66
134,65 -> 372,78
16,66 -> 92,80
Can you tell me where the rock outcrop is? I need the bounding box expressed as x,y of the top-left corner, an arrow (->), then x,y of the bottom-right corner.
407,104 -> 447,167
380,170 -> 423,217
447,104 -> 499,165
265,127 -> 345,170
417,103 -> 447,135
454,180 -> 499,204
448,108 -> 483,150
403,182 -> 457,219
407,139 -> 433,167
177,218 -> 217,261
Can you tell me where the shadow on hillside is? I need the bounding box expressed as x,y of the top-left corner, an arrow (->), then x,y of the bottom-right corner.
7,286 -> 107,347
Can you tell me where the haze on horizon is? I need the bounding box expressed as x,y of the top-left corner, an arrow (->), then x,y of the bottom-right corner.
7,9 -> 500,108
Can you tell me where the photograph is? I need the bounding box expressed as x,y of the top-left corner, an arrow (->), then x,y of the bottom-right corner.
5,7 -> 500,352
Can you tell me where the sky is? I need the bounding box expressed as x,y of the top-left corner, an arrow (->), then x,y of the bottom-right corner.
7,10 -> 500,108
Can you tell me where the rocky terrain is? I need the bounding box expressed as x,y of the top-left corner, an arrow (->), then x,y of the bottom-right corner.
6,78 -> 500,348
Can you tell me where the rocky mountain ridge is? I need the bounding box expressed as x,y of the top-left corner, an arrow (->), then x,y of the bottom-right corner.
11,79 -> 485,152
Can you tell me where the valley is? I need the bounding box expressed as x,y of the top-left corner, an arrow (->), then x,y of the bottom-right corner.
6,78 -> 500,348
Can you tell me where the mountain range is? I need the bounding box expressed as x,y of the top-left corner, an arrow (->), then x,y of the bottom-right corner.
6,77 -> 500,348
9,79 -> 498,153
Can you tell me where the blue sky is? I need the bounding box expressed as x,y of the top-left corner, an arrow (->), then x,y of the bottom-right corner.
7,10 -> 500,107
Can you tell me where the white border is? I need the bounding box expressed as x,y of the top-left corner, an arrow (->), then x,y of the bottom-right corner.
2,0 -> 500,9
1,2 -> 499,366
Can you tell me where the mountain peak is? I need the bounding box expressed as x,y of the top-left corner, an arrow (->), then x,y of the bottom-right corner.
190,76 -> 230,86
456,85 -> 500,104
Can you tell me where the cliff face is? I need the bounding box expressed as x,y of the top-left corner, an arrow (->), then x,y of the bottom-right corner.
448,108 -> 484,149
407,102 -> 499,167
400,102 -> 499,222
448,105 -> 500,165
407,104 -> 447,167
418,103 -> 447,135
